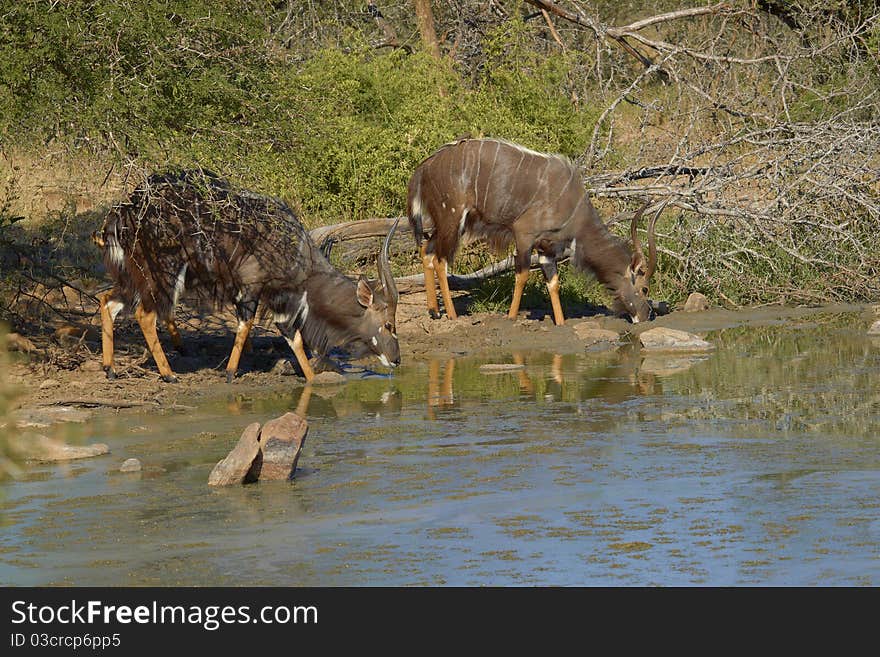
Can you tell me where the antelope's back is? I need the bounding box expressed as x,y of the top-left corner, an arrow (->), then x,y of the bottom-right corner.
408,138 -> 582,258
100,169 -> 315,312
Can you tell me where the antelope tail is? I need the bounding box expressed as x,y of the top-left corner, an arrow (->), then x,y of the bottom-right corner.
408,175 -> 425,249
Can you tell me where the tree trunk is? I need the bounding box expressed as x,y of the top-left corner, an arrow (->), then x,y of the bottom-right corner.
413,0 -> 442,60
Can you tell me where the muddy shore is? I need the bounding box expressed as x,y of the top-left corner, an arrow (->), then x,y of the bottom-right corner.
3,285 -> 876,427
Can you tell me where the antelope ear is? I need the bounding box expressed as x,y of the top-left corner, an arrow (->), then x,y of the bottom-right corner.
356,276 -> 373,308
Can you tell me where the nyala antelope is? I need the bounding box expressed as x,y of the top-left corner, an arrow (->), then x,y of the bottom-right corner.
407,138 -> 659,325
96,169 -> 400,383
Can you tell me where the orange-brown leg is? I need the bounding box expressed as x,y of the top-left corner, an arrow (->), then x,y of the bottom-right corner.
286,329 -> 315,382
435,257 -> 457,320
225,318 -> 253,383
508,269 -> 531,319
540,259 -> 566,326
546,273 -> 565,326
134,304 -> 177,382
99,290 -> 123,379
165,318 -> 185,353
421,243 -> 440,319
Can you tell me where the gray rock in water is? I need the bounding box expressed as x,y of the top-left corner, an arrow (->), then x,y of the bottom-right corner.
207,413 -> 309,486
639,327 -> 714,352
16,435 -> 110,462
120,458 -> 142,473
207,422 -> 263,486
682,292 -> 710,312
257,412 -> 308,481
868,319 -> 880,335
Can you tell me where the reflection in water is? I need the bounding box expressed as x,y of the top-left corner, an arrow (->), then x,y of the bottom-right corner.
1,312 -> 880,585
423,347 -> 665,416
427,358 -> 455,420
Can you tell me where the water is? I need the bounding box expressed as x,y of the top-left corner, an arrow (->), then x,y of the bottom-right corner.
2,311 -> 879,585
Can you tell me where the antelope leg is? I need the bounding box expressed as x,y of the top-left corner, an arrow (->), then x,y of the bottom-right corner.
134,304 -> 177,383
546,275 -> 565,325
540,259 -> 565,325
507,269 -> 530,319
99,289 -> 123,379
420,243 -> 440,319
286,329 -> 315,382
435,257 -> 457,320
225,318 -> 254,383
165,319 -> 185,354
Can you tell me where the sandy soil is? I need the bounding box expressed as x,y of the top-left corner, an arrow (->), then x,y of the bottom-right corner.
3,283 -> 874,427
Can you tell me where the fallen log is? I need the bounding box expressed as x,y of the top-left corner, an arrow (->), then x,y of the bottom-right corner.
308,218 -> 570,293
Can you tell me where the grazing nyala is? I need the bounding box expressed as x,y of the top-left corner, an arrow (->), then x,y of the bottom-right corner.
407,137 -> 659,325
96,169 -> 400,383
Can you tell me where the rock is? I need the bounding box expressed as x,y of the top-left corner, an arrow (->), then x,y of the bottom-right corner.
868,320 -> 880,335
13,406 -> 92,428
39,379 -> 61,389
119,458 -> 142,473
682,292 -> 710,313
207,422 -> 263,486
573,323 -> 620,347
14,435 -> 109,462
207,413 -> 309,486
79,360 -> 104,373
479,363 -> 525,373
257,412 -> 308,481
6,333 -> 37,353
639,327 -> 715,353
310,371 -> 347,385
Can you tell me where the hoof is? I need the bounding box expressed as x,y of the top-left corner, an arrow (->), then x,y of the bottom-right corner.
225,370 -> 236,384
103,366 -> 116,380
428,310 -> 441,320
160,374 -> 179,384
